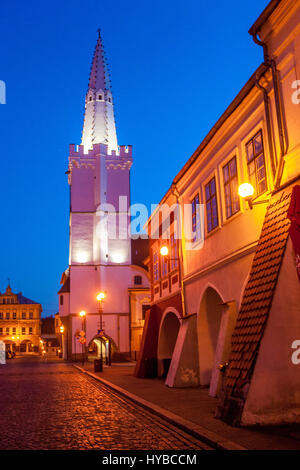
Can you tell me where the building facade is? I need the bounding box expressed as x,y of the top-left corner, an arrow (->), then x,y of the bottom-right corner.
0,284 -> 42,354
58,32 -> 150,362
136,0 -> 300,426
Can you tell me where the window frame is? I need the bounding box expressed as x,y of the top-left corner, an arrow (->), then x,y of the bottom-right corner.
222,155 -> 240,219
204,176 -> 219,233
245,129 -> 267,197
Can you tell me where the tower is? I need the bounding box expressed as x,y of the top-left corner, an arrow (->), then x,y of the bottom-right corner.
58,31 -> 150,362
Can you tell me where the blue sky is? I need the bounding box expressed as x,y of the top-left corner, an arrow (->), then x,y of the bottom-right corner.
0,0 -> 268,316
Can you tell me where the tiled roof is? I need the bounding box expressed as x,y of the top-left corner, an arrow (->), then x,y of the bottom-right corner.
16,293 -> 39,304
223,188 -> 292,401
57,277 -> 70,294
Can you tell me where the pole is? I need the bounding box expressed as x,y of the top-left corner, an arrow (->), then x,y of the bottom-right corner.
99,301 -> 103,367
81,317 -> 84,366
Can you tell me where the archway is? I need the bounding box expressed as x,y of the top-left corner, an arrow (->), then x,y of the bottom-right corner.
4,341 -> 16,353
88,334 -> 117,364
157,310 -> 181,378
20,340 -> 35,354
198,287 -> 223,387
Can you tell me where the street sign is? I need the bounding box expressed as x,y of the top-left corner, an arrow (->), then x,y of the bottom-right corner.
79,337 -> 86,344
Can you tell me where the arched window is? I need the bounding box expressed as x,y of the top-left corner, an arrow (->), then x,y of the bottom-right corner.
98,94 -> 102,100
89,96 -> 92,101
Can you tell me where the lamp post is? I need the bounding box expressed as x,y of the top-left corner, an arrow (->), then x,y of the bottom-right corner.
79,310 -> 86,366
96,292 -> 105,369
60,325 -> 64,359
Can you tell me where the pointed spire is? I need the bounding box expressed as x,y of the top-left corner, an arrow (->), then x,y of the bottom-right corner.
88,29 -> 111,92
81,30 -> 118,152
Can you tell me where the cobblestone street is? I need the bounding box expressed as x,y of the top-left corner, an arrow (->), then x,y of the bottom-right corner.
0,359 -> 211,450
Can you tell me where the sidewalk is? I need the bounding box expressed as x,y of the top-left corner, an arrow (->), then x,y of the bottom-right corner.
76,361 -> 300,450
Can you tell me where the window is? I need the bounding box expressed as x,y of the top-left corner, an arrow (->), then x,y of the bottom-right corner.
246,130 -> 266,196
108,97 -> 111,103
29,311 -> 33,319
13,312 -> 16,319
142,305 -> 150,320
22,327 -> 26,335
29,327 -> 33,334
6,327 -> 9,335
223,156 -> 240,218
205,177 -> 219,232
191,194 -> 201,242
134,275 -> 142,285
98,94 -> 102,100
0,312 -> 2,319
0,328 -> 2,335
60,295 -> 64,306
170,233 -> 178,270
89,96 -> 92,101
6,312 -> 10,320
12,327 -> 16,334
153,251 -> 159,282
22,312 -> 26,319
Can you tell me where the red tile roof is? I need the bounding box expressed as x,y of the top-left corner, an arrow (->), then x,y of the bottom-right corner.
222,188 -> 293,408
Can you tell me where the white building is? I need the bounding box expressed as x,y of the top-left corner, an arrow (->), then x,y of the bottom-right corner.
58,31 -> 150,362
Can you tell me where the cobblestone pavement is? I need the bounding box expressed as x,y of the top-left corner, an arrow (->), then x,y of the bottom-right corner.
0,360 -> 212,450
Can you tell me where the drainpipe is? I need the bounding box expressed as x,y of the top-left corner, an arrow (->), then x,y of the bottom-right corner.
255,77 -> 276,178
251,33 -> 287,188
171,183 -> 186,317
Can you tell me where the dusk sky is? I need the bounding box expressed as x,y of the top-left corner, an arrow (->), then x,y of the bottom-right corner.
0,0 -> 268,316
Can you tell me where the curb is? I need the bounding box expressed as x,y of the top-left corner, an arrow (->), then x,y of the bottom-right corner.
74,364 -> 246,451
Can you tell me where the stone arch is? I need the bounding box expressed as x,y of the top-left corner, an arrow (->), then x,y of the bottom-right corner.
198,286 -> 224,387
157,308 -> 181,378
87,333 -> 118,364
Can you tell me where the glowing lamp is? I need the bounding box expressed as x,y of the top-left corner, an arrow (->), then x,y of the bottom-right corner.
238,183 -> 254,199
79,310 -> 86,317
160,246 -> 169,257
97,292 -> 105,301
60,326 -> 64,333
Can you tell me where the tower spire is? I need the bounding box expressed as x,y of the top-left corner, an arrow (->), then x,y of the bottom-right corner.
81,31 -> 118,152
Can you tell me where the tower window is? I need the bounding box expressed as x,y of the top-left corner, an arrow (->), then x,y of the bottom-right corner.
98,94 -> 102,100
134,275 -> 142,285
108,97 -> 111,103
89,96 -> 92,101
60,295 -> 64,306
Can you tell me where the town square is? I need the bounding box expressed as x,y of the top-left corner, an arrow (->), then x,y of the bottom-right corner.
0,0 -> 300,459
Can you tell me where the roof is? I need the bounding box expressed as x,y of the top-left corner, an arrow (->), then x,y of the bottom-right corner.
223,184 -> 295,404
58,276 -> 70,294
88,29 -> 111,92
248,0 -> 282,36
16,293 -> 39,305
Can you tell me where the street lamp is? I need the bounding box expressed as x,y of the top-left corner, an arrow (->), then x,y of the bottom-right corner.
96,293 -> 105,370
238,183 -> 269,209
59,325 -> 64,359
79,311 -> 86,365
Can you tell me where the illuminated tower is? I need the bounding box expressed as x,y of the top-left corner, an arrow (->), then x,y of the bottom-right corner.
58,31 -> 149,361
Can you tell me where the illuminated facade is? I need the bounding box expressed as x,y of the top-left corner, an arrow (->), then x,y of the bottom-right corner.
0,284 -> 42,354
136,0 -> 300,426
58,32 -> 150,361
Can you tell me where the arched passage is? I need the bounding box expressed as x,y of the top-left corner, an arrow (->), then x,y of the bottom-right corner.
88,334 -> 117,364
198,287 -> 223,386
157,310 -> 181,378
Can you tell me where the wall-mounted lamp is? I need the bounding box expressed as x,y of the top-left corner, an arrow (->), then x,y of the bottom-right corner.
238,183 -> 269,209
